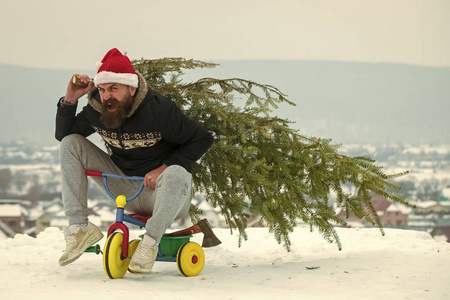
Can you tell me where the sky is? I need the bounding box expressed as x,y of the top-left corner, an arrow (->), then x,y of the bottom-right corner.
1,0 -> 449,70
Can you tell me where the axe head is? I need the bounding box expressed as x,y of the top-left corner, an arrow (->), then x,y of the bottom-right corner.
198,219 -> 222,248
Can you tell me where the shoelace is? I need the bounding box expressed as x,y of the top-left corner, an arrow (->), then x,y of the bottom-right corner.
136,244 -> 153,258
65,234 -> 77,251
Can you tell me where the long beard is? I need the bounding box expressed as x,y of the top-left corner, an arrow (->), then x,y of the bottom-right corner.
100,94 -> 134,129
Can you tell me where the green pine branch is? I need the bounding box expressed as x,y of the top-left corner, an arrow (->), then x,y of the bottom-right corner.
131,58 -> 414,251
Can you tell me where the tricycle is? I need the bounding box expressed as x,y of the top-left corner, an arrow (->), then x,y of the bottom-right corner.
85,170 -> 221,279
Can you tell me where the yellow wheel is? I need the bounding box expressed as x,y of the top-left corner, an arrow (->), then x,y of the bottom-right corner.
176,242 -> 205,277
103,232 -> 130,279
127,239 -> 141,273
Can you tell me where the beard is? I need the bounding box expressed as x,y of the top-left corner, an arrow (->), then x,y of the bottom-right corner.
100,93 -> 134,129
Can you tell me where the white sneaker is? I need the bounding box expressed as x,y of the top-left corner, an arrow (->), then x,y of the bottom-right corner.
59,221 -> 104,266
129,239 -> 158,273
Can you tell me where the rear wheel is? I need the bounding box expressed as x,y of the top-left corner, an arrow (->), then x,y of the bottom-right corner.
103,232 -> 130,279
176,242 -> 205,277
127,239 -> 141,273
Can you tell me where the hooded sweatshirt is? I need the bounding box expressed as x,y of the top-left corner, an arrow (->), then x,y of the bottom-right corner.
55,72 -> 213,176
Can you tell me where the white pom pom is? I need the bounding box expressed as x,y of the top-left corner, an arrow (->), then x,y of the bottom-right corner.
95,61 -> 103,70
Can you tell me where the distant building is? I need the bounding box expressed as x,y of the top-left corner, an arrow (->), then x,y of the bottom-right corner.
408,201 -> 450,241
36,212 -> 52,234
0,204 -> 25,236
382,203 -> 411,228
430,226 -> 450,242
0,219 -> 16,238
0,198 -> 113,238
336,193 -> 412,229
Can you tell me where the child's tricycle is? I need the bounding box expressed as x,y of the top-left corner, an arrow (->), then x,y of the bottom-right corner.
85,170 -> 221,279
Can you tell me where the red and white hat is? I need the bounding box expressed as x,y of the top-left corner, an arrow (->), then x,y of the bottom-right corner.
94,48 -> 139,88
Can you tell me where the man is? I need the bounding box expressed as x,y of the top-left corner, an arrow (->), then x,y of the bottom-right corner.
55,48 -> 213,273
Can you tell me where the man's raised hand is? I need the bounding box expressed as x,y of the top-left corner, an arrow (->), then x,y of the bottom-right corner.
64,74 -> 94,104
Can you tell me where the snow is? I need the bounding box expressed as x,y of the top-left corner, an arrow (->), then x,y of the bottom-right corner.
0,204 -> 22,217
386,203 -> 413,215
442,187 -> 450,199
1,226 -> 449,299
402,145 -> 450,155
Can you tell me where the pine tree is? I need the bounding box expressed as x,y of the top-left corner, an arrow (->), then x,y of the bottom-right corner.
132,57 -> 414,251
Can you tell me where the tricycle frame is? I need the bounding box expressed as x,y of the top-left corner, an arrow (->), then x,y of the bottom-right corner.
86,170 -> 205,278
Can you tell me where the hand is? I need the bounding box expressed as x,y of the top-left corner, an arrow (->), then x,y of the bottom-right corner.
65,74 -> 94,104
144,164 -> 167,189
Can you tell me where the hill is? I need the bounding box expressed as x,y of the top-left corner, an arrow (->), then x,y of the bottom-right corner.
185,60 -> 450,145
1,60 -> 449,145
1,226 -> 449,299
0,64 -> 90,146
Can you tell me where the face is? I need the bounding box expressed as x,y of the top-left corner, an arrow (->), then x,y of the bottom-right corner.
98,83 -> 137,129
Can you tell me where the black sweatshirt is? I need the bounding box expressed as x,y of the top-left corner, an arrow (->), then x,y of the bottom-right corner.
55,73 -> 213,176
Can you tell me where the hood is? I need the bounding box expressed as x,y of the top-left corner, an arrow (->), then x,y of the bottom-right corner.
87,71 -> 149,118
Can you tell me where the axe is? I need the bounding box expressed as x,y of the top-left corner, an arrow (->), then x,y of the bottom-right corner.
168,219 -> 221,248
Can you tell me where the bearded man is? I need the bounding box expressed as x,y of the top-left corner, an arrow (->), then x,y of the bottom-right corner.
55,48 -> 213,273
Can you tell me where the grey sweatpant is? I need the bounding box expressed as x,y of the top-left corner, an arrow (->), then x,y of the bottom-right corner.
59,134 -> 192,243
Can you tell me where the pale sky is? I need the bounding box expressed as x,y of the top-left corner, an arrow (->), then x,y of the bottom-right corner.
1,0 -> 449,70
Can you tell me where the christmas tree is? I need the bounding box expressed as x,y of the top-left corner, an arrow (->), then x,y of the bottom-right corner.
132,57 -> 413,251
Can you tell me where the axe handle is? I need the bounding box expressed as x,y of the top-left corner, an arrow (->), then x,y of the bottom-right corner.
72,75 -> 93,87
169,224 -> 201,237
168,219 -> 221,247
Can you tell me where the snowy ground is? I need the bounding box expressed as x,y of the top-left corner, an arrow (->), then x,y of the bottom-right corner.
1,226 -> 449,300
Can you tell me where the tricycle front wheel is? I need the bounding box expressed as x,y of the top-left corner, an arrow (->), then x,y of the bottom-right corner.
103,232 -> 130,279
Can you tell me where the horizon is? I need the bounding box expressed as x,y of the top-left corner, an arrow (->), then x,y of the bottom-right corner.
2,58 -> 450,72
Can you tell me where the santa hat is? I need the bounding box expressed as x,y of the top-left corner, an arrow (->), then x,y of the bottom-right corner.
94,48 -> 139,88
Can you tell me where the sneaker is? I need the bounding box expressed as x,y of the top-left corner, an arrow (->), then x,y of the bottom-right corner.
129,240 -> 158,273
59,221 -> 104,266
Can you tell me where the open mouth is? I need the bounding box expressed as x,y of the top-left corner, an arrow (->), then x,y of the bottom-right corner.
105,100 -> 118,112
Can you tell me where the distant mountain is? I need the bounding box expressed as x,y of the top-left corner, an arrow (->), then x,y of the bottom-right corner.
0,64 -> 91,146
185,60 -> 450,145
1,61 -> 449,146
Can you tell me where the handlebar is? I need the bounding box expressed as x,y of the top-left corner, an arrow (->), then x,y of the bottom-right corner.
86,170 -> 145,202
